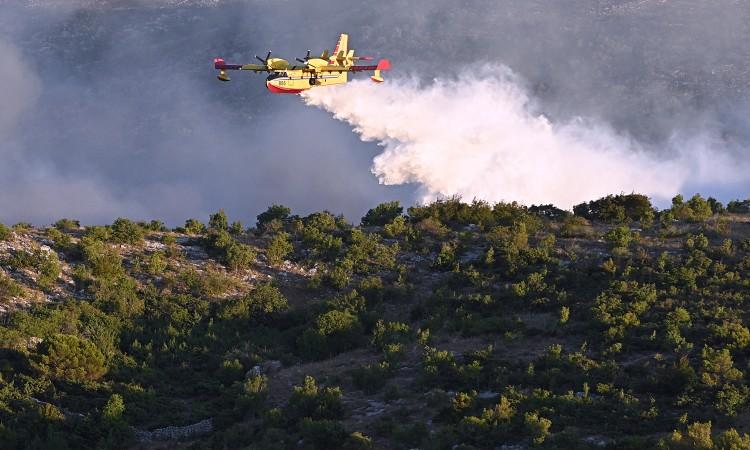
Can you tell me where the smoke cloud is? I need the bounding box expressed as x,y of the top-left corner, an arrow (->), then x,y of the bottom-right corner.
1,0 -> 749,225
303,68 -> 750,208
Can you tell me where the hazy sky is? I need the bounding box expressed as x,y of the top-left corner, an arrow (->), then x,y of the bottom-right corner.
1,0 -> 748,225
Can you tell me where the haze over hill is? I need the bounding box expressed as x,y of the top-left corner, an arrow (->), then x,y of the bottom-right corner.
1,0 -> 749,224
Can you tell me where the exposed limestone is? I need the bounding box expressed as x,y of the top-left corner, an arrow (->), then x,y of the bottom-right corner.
134,418 -> 213,442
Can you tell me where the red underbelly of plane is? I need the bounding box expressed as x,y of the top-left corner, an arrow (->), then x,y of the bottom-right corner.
266,83 -> 306,94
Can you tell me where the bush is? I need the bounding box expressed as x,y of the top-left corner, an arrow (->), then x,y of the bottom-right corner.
37,251 -> 61,289
559,215 -> 592,237
46,228 -> 73,251
257,205 -> 291,231
92,275 -> 143,318
361,201 -> 403,227
177,266 -> 236,298
408,197 -> 499,229
351,361 -> 391,394
34,334 -> 107,382
0,223 -> 11,241
81,239 -> 124,280
604,226 -> 637,249
573,194 -> 654,224
316,310 -> 362,342
226,243 -> 256,272
0,272 -> 25,303
110,218 -> 144,245
670,194 -> 714,222
727,199 -> 750,214
529,204 -> 569,220
146,252 -> 167,275
85,225 -> 111,241
220,283 -> 288,320
184,218 -> 207,235
524,412 -> 552,445
209,209 -> 229,231
146,220 -> 167,232
267,232 -> 293,266
287,375 -> 344,421
300,418 -> 348,450
102,393 -> 125,421
54,218 -> 80,231
6,248 -> 60,289
229,221 -> 243,235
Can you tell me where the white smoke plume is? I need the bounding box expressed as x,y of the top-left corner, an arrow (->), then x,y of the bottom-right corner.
302,67 -> 747,209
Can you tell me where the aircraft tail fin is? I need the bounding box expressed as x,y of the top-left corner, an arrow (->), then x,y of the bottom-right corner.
331,33 -> 348,63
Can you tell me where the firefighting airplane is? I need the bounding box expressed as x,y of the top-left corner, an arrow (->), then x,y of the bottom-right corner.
213,33 -> 390,94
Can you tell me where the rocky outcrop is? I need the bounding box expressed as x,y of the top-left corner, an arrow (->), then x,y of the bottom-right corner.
134,418 -> 213,442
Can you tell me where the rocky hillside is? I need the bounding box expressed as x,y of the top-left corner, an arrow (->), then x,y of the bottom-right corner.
2,194 -> 750,449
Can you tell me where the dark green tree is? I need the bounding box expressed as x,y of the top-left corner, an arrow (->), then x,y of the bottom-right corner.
209,209 -> 229,231
361,201 -> 403,226
34,334 -> 107,382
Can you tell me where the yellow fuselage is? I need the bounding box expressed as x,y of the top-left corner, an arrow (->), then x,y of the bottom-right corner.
265,58 -> 349,94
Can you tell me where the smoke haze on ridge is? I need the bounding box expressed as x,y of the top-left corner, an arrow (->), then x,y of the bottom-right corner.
1,0 -> 749,225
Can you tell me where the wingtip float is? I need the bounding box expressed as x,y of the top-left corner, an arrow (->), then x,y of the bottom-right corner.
213,33 -> 391,94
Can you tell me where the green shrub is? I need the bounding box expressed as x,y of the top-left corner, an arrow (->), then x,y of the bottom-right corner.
727,199 -> 750,214
0,223 -> 11,241
229,221 -> 244,235
287,375 -> 344,421
559,215 -> 592,237
85,225 -> 111,241
317,309 -> 361,337
46,228 -> 73,251
433,242 -> 457,270
372,320 -> 411,351
54,218 -> 80,231
110,218 -> 144,245
6,248 -> 60,289
257,205 -> 291,231
604,226 -> 637,249
573,194 -> 654,224
37,251 -> 61,289
226,243 -> 256,272
383,216 -> 410,238
361,201 -> 403,226
92,275 -> 143,318
351,361 -> 391,394
524,411 -> 552,445
81,238 -> 124,280
34,334 -> 107,382
102,393 -> 125,421
146,252 -> 167,275
177,266 -> 236,298
670,194 -> 714,222
184,218 -> 207,235
267,232 -> 293,266
220,283 -> 288,320
0,272 -> 25,303
209,209 -> 229,231
300,418 -> 348,450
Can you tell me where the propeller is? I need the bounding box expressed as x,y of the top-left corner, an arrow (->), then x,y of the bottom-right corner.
296,50 -> 312,64
255,51 -> 272,64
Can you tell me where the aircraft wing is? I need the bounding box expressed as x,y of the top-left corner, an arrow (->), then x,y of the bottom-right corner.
349,60 -> 390,71
240,63 -> 270,72
316,65 -> 349,73
349,64 -> 380,72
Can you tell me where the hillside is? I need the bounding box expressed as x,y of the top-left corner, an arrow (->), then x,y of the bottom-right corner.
2,194 -> 750,449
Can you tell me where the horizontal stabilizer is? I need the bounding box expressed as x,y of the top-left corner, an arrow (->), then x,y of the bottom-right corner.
213,57 -> 242,71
